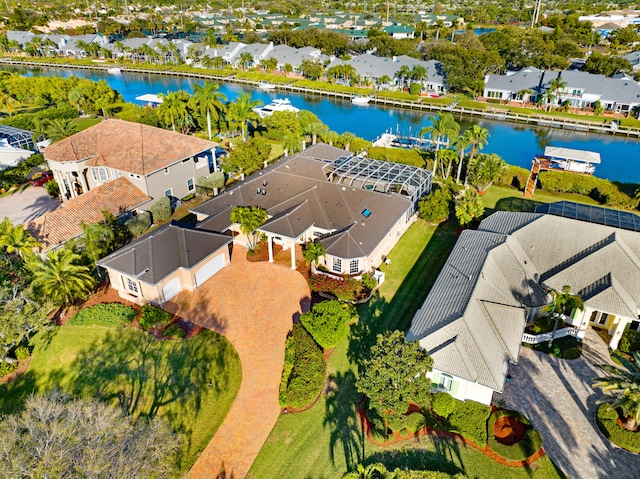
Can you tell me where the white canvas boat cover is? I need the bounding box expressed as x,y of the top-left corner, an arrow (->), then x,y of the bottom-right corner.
544,146 -> 601,164
135,94 -> 163,104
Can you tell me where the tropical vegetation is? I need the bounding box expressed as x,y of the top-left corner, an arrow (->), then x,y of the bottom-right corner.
300,300 -> 357,350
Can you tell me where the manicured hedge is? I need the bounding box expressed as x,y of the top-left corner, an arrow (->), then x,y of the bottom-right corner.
418,186 -> 453,224
496,164 -> 530,190
300,300 -> 356,349
447,399 -> 491,445
278,324 -> 326,410
487,409 -> 543,460
162,323 -> 186,339
432,391 -> 456,419
368,146 -> 425,168
150,196 -> 172,223
138,305 -> 173,330
596,404 -> 640,453
619,329 -> 640,353
125,211 -> 151,237
387,411 -> 426,435
67,303 -> 137,327
538,170 -> 637,208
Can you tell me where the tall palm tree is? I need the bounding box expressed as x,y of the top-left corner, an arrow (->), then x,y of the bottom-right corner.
229,206 -> 268,250
410,64 -> 428,85
0,91 -> 18,116
545,75 -> 567,111
395,65 -> 410,89
322,130 -> 339,146
226,92 -> 261,141
191,82 -> 227,140
463,125 -> 490,185
454,133 -> 472,184
594,350 -> 640,432
46,119 -> 78,143
0,218 -> 40,262
419,113 -> 459,178
29,248 -> 96,307
303,241 -> 325,267
158,91 -> 189,132
305,121 -> 328,145
340,132 -> 357,152
467,153 -> 508,194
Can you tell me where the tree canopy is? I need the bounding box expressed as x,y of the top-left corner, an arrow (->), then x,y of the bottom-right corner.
300,300 -> 357,349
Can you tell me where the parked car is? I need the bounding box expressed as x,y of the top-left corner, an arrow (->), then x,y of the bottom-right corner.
29,171 -> 53,187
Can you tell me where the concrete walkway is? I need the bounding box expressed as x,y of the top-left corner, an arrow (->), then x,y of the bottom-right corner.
0,186 -> 60,224
166,251 -> 311,479
496,329 -> 639,479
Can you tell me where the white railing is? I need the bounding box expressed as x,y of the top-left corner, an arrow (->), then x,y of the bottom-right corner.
522,327 -> 579,344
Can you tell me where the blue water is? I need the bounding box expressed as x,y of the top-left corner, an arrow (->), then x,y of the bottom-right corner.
5,65 -> 640,183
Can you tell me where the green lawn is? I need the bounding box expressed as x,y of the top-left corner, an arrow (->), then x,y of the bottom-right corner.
481,185 -> 600,215
72,116 -> 102,131
0,325 -> 242,473
249,217 -> 563,479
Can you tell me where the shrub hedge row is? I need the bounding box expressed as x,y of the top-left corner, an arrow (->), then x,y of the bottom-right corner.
300,300 -> 356,349
278,324 -> 326,409
368,146 -> 425,168
138,305 -> 173,330
596,404 -> 640,453
538,170 -> 637,208
619,329 -> 640,353
125,211 -> 151,237
162,323 -> 186,338
0,104 -> 78,131
387,411 -> 427,435
67,303 -> 137,327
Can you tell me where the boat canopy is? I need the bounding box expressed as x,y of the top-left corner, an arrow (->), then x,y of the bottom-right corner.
135,94 -> 163,104
544,146 -> 601,164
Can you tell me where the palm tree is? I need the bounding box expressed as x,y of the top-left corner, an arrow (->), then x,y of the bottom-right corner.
239,52 -> 253,70
344,463 -> 387,479
303,241 -> 325,267
0,218 -> 40,262
455,188 -> 485,227
46,119 -> 78,143
282,133 -> 303,155
323,130 -> 339,146
593,351 -> 640,432
158,91 -> 189,132
454,133 -> 472,184
395,65 -> 410,89
29,248 -> 96,307
419,113 -> 459,178
68,89 -> 86,114
0,91 -> 18,116
467,153 -> 508,194
545,75 -> 567,111
340,132 -> 357,152
410,64 -> 428,86
80,221 -> 115,267
463,125 -> 490,185
305,121 -> 328,145
192,82 -> 227,140
229,206 -> 268,250
226,92 -> 261,141
548,285 -> 584,348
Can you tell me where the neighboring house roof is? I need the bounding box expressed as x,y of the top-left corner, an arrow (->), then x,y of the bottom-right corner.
623,50 -> 640,66
98,220 -> 232,285
409,208 -> 640,393
44,119 -> 215,176
484,67 -> 544,95
28,177 -> 151,249
192,144 -> 416,260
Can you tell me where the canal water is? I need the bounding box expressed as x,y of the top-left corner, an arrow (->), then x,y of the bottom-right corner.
4,65 -> 640,183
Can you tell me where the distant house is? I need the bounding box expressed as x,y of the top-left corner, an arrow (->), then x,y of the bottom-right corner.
408,203 -> 640,405
98,221 -> 233,306
623,50 -> 640,70
483,68 -> 640,114
383,24 -> 415,39
192,144 -> 432,273
43,118 -> 217,204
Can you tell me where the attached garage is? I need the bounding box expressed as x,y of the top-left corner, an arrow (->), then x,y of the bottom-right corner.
162,277 -> 182,302
195,254 -> 226,286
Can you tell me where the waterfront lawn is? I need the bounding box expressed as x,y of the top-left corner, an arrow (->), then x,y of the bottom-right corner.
72,116 -> 102,131
0,325 -> 242,474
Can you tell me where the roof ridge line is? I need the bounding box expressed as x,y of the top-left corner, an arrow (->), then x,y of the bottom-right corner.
477,299 -> 521,362
459,316 -> 503,390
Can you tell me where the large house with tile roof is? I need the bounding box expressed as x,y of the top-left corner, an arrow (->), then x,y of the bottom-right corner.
408,204 -> 640,405
192,143 -> 432,274
43,119 -> 217,204
32,119 -> 217,250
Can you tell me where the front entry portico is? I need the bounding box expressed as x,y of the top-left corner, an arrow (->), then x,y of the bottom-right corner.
266,234 -> 297,269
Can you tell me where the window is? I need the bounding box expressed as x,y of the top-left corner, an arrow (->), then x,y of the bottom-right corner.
112,169 -> 121,178
332,257 -> 342,273
164,189 -> 172,198
590,311 -> 610,326
438,374 -> 453,391
98,167 -> 108,182
187,178 -> 195,191
125,277 -> 139,294
349,259 -> 359,274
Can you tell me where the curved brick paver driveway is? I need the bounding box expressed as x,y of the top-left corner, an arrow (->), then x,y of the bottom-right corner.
496,329 -> 639,479
166,251 -> 310,479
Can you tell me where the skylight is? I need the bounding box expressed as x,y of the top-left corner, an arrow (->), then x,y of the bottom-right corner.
362,209 -> 371,218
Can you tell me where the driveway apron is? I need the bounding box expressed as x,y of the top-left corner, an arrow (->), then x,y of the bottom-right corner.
166,252 -> 311,479
496,329 -> 639,479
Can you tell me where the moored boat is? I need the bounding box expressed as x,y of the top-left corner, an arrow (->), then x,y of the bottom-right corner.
107,67 -> 122,74
258,82 -> 276,91
253,98 -> 300,117
351,95 -> 371,105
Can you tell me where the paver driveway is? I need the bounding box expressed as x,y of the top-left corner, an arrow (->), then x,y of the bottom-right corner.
0,186 -> 59,224
166,251 -> 311,479
496,329 -> 639,479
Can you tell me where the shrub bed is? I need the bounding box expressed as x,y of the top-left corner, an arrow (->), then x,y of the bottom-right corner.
138,305 -> 173,331
620,329 -> 640,353
162,323 -> 186,339
0,362 -> 18,377
387,411 -> 426,435
67,303 -> 137,327
368,147 -> 425,168
487,409 -> 543,460
538,170 -> 637,208
596,404 -> 640,453
527,335 -> 582,359
278,324 -> 326,410
300,300 -> 356,349
309,274 -> 369,302
447,399 -> 491,445
432,391 -> 456,419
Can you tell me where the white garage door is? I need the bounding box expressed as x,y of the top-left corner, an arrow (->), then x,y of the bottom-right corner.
162,277 -> 182,302
195,254 -> 226,286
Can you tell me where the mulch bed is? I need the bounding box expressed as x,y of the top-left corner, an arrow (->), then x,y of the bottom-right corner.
358,408 -> 546,468
0,357 -> 31,385
246,241 -> 283,262
494,416 -> 527,445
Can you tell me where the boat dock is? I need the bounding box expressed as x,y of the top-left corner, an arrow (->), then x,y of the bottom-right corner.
523,149 -> 597,198
4,59 -> 640,139
372,132 -> 448,150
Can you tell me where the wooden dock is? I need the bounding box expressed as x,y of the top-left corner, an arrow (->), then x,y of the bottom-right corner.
4,59 -> 640,139
523,158 -> 592,198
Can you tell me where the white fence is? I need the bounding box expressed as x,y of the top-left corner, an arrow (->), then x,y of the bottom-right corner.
522,327 -> 579,344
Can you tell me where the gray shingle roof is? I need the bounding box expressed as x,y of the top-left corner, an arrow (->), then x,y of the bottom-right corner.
97,221 -> 232,285
191,144 -> 414,260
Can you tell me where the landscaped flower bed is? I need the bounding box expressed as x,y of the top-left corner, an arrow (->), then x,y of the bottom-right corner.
487,410 -> 543,461
309,273 -> 375,302
596,404 -> 640,453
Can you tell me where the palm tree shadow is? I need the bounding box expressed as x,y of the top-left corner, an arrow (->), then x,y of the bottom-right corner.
323,370 -> 364,471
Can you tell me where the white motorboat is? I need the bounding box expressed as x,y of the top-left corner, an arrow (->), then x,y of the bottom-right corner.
351,95 -> 371,105
107,67 -> 122,74
542,146 -> 600,175
258,82 -> 276,91
253,98 -> 300,118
